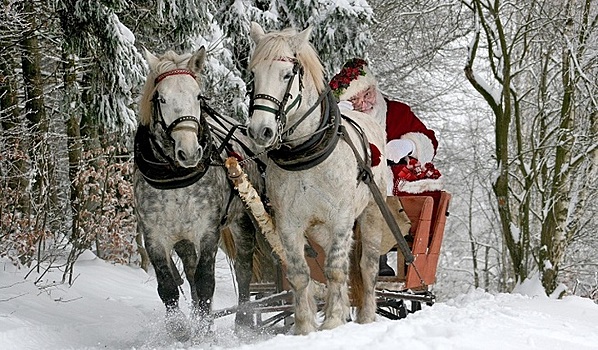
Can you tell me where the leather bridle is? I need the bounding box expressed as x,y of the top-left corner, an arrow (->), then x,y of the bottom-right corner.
151,69 -> 203,139
248,57 -> 304,147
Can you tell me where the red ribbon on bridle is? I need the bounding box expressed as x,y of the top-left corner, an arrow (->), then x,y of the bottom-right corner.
154,69 -> 196,84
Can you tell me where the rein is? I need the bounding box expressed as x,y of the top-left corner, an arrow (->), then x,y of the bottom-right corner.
200,98 -> 268,171
339,115 -> 416,266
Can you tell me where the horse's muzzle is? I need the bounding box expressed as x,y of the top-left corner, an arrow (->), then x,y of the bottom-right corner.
248,124 -> 275,147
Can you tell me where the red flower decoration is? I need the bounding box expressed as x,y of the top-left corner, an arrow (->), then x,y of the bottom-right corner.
329,58 -> 368,98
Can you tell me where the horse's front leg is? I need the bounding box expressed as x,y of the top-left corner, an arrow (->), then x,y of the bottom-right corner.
191,231 -> 219,333
355,202 -> 383,323
144,232 -> 190,341
281,229 -> 317,335
173,240 -> 198,301
321,224 -> 353,330
229,214 -> 257,330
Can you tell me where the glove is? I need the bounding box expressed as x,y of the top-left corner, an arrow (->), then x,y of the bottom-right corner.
337,100 -> 354,111
386,139 -> 415,163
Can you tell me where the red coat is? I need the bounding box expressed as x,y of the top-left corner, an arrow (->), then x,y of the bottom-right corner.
385,99 -> 438,155
384,99 -> 444,195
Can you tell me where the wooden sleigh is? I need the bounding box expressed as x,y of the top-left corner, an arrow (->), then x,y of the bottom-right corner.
237,190 -> 452,329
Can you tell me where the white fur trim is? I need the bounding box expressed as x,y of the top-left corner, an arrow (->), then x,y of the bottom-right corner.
337,100 -> 354,111
338,66 -> 377,101
400,132 -> 435,163
395,176 -> 445,194
385,166 -> 394,196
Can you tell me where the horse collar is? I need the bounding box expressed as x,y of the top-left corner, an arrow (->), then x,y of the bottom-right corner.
134,118 -> 214,190
267,90 -> 341,171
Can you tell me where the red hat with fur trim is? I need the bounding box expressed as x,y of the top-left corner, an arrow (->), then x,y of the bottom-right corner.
329,58 -> 377,101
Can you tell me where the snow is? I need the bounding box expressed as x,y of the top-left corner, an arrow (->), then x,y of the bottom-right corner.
1,250 -> 598,350
113,14 -> 135,44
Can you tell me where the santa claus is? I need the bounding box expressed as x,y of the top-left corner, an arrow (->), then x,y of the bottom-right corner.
329,58 -> 443,196
330,58 -> 445,276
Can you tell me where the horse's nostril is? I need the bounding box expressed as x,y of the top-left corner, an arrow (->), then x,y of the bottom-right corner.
177,150 -> 187,161
263,127 -> 273,140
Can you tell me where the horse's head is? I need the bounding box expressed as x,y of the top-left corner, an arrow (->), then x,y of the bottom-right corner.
141,47 -> 207,168
247,22 -> 324,148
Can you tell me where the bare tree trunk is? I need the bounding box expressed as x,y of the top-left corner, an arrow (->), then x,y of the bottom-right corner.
463,0 -> 598,295
466,178 -> 480,288
464,0 -> 524,283
19,0 -> 49,221
0,34 -> 26,197
1,6 -> 30,214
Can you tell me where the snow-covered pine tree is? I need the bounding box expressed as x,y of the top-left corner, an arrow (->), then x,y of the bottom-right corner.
203,1 -> 281,121
201,0 -> 374,121
212,1 -> 279,81
58,0 -> 145,135
124,0 -> 211,53
55,0 -> 146,282
277,0 -> 374,78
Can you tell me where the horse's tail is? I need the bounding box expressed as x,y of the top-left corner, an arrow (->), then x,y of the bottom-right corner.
349,224 -> 365,309
220,227 -> 237,259
220,226 -> 270,282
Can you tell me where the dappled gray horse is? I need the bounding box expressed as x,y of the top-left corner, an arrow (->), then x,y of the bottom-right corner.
134,47 -> 261,340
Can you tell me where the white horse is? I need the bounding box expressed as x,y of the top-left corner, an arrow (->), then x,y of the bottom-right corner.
246,22 -> 388,334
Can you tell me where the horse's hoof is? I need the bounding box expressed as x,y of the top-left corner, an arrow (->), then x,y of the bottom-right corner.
234,322 -> 256,338
320,317 -> 345,331
293,320 -> 317,335
189,309 -> 214,335
235,309 -> 255,329
165,309 -> 190,342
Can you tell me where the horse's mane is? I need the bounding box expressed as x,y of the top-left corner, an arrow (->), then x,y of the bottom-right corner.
249,28 -> 325,94
138,51 -> 198,126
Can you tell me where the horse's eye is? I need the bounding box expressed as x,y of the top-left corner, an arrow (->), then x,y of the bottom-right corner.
283,72 -> 294,80
159,96 -> 166,104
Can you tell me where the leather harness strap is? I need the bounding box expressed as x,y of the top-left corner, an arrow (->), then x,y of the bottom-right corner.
339,116 -> 415,265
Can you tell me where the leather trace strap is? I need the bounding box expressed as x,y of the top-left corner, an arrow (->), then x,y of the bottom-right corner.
339,116 -> 416,265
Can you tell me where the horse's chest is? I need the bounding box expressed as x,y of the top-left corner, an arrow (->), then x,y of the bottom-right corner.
266,165 -> 367,217
134,170 -> 226,229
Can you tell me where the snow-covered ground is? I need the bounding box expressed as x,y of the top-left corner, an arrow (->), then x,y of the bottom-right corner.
1,250 -> 597,350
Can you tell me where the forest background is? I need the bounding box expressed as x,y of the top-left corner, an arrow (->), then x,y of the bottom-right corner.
1,0 -> 596,301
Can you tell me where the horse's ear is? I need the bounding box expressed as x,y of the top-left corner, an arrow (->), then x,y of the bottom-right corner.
297,26 -> 313,43
250,21 -> 265,43
144,47 -> 160,71
188,46 -> 206,75
290,26 -> 313,52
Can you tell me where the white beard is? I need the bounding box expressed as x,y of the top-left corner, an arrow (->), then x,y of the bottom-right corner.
365,90 -> 387,130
